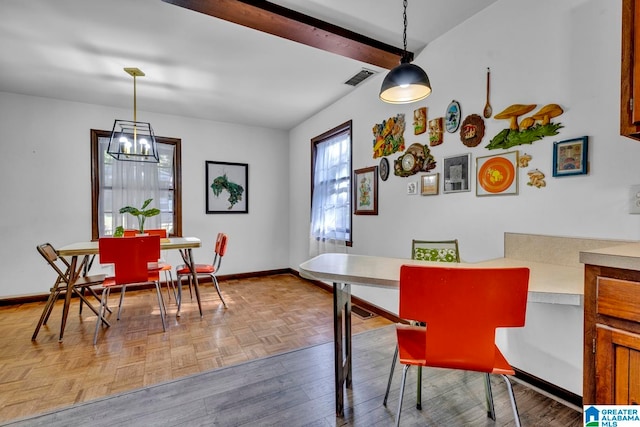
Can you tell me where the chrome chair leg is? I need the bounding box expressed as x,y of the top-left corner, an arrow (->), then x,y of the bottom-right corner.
117,285 -> 127,320
164,270 -> 176,302
93,288 -> 109,345
416,366 -> 422,410
212,275 -> 227,307
395,364 -> 410,427
383,345 -> 398,406
154,281 -> 167,331
484,372 -> 496,420
501,374 -> 522,427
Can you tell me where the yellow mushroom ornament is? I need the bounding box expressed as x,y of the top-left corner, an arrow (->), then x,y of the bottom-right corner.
486,103 -> 564,150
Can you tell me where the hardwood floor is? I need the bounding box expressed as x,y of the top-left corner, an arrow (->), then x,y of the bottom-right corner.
0,273 -> 582,425
3,326 -> 583,426
0,274 -> 390,423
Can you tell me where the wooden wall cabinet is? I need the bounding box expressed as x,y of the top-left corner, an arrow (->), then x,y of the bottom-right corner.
621,0 -> 640,140
584,265 -> 640,404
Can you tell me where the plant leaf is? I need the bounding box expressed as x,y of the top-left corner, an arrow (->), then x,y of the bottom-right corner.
142,208 -> 161,217
119,206 -> 141,216
141,198 -> 153,210
113,226 -> 124,237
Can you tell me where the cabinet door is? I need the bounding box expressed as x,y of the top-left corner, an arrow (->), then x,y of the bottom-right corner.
596,325 -> 640,404
621,0 -> 640,138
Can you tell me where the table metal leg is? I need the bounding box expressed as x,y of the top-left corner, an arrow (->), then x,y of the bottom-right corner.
59,255 -> 79,342
333,281 -> 352,417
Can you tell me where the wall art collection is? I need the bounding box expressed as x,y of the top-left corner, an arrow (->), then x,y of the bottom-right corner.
353,67 -> 589,215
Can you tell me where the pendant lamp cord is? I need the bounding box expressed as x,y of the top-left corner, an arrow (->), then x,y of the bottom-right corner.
401,0 -> 410,63
132,73 -> 137,123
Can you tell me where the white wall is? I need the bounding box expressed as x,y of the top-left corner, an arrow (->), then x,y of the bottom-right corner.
0,92 -> 290,298
288,0 -> 638,396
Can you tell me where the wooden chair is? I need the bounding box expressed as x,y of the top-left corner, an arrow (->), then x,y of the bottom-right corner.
175,232 -> 228,316
390,265 -> 529,427
32,243 -> 108,341
94,235 -> 166,345
384,239 -> 460,409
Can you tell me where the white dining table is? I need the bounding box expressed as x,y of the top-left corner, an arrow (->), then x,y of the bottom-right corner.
52,237 -> 202,342
298,252 -> 583,417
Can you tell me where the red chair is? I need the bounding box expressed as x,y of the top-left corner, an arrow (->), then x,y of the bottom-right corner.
123,229 -> 175,303
175,232 -> 228,316
389,265 -> 529,427
94,235 -> 166,345
384,239 -> 461,410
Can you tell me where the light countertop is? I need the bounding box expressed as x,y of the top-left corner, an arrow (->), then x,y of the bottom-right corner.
579,242 -> 640,271
300,253 -> 584,306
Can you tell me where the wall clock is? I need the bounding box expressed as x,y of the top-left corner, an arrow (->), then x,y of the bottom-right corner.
379,157 -> 390,181
446,100 -> 461,133
401,153 -> 416,171
393,143 -> 437,177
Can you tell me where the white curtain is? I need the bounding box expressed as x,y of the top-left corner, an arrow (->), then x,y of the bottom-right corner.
111,151 -> 160,233
309,131 -> 351,257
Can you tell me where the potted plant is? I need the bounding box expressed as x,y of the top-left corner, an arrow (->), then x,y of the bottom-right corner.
115,198 -> 160,236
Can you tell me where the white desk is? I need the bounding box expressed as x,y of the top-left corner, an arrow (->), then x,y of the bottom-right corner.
49,237 -> 202,342
298,253 -> 583,416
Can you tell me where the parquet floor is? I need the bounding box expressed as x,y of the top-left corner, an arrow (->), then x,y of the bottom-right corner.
0,274 -> 391,424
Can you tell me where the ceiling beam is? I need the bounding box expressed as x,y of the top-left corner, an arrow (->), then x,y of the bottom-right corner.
161,0 -> 410,69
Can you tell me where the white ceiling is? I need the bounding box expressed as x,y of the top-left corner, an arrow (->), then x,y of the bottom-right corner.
0,0 -> 498,130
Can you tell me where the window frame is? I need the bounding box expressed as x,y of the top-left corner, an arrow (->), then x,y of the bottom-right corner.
310,120 -> 353,246
90,129 -> 182,239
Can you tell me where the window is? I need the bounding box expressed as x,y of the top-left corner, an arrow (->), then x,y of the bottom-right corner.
91,129 -> 182,239
310,121 -> 352,247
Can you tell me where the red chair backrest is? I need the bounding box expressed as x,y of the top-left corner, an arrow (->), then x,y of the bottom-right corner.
399,265 -> 529,372
123,229 -> 167,238
215,233 -> 228,257
99,236 -> 160,285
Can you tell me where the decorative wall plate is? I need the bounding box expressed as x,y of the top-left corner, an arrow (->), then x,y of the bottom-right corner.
379,157 -> 390,181
460,114 -> 485,147
478,156 -> 515,193
445,100 -> 461,133
475,150 -> 519,196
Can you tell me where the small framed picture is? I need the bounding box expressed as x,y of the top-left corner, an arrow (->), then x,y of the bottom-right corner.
420,173 -> 439,196
476,150 -> 518,196
354,166 -> 378,215
407,181 -> 418,195
552,136 -> 588,177
443,153 -> 471,193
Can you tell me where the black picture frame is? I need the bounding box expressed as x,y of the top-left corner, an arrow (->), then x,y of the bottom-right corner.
205,161 -> 248,213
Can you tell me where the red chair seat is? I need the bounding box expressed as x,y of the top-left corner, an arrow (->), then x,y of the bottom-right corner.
102,271 -> 160,288
396,325 -> 427,366
176,264 -> 215,275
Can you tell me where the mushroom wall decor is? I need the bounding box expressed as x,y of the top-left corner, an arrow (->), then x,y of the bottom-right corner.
527,169 -> 546,188
486,103 -> 564,150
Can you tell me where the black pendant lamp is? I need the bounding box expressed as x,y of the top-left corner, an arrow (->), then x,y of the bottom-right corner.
379,0 -> 431,104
